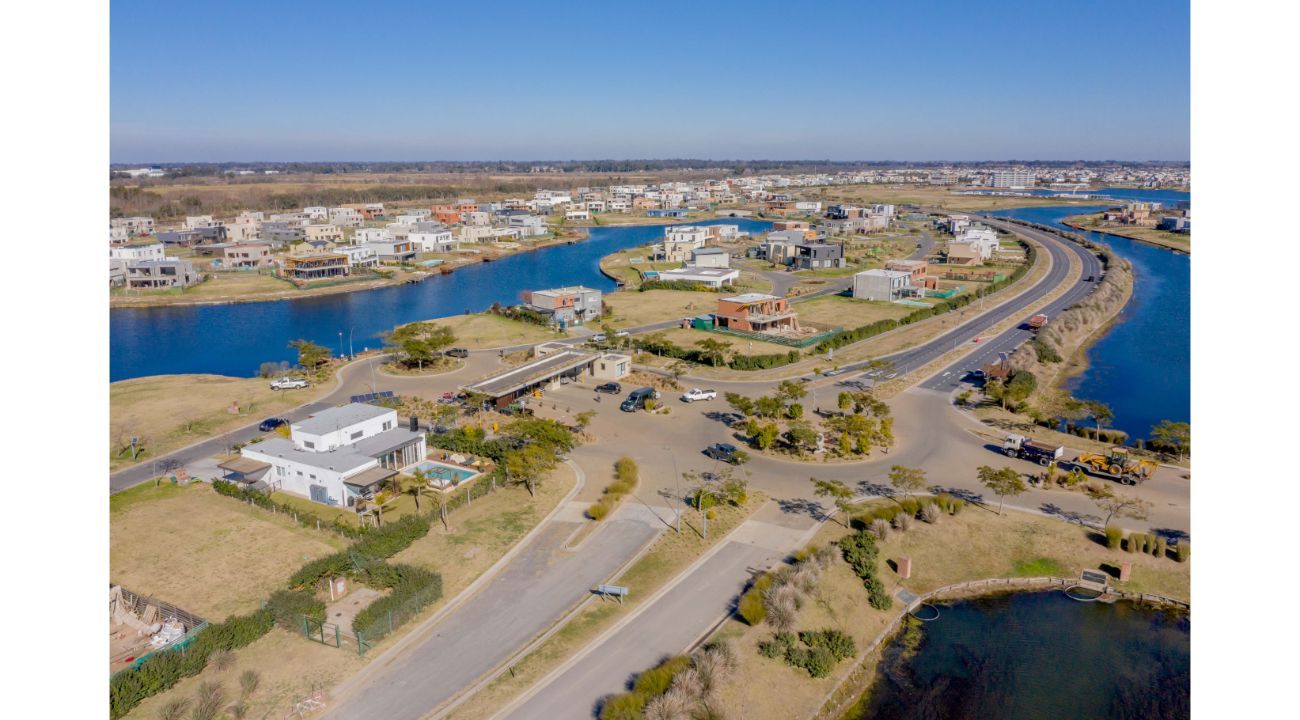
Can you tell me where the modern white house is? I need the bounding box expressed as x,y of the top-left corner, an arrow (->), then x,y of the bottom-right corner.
303,206 -> 329,221
328,207 -> 364,227
689,246 -> 731,268
338,244 -> 379,268
852,269 -> 914,302
354,227 -> 390,244
947,225 -> 999,262
508,215 -> 548,237
658,266 -> 740,288
409,229 -> 455,253
526,285 -> 603,326
109,241 -> 166,263
229,404 -> 426,507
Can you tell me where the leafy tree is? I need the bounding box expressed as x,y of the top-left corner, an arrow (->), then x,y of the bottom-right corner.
1086,401 -> 1114,437
787,402 -> 804,420
837,392 -> 853,414
976,465 -> 1028,515
811,477 -> 854,526
289,339 -> 331,369
694,338 -> 731,367
874,417 -> 895,454
725,392 -> 755,416
386,322 -> 456,370
1005,370 -> 1037,408
776,379 -> 808,403
754,422 -> 780,450
1093,491 -> 1153,528
888,465 -> 926,499
666,360 -> 689,388
984,379 -> 1008,409
1150,420 -> 1190,460
502,443 -> 556,497
786,422 -> 819,454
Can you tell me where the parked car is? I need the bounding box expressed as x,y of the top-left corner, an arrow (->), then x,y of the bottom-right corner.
822,368 -> 846,377
621,387 -> 657,412
258,418 -> 288,432
270,377 -> 308,390
681,388 -> 718,403
718,412 -> 745,427
445,347 -> 469,358
614,330 -> 630,338
703,443 -> 739,463
589,333 -> 607,343
595,382 -> 622,394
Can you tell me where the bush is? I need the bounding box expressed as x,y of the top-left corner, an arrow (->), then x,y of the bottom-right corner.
1155,536 -> 1168,558
951,498 -> 966,515
898,497 -> 921,517
1105,526 -> 1123,549
758,632 -> 795,659
1175,541 -> 1190,563
599,691 -> 648,720
614,457 -> 639,485
266,589 -> 324,632
920,503 -> 941,524
737,573 -> 773,626
351,564 -> 443,641
866,577 -> 892,610
869,518 -> 890,540
935,494 -> 953,513
794,645 -> 838,678
1127,533 -> 1143,553
800,629 -> 857,661
892,512 -> 913,531
588,499 -> 612,521
632,655 -> 691,696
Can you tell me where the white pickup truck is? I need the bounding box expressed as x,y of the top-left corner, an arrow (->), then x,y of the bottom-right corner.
681,388 -> 718,403
270,377 -> 309,390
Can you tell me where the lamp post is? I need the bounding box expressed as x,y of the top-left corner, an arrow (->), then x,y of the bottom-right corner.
664,446 -> 681,534
338,332 -> 344,360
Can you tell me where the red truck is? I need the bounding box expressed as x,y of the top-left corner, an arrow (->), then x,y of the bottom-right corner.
1026,314 -> 1049,331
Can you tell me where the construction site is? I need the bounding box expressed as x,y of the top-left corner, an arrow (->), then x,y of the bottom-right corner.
109,584 -> 206,676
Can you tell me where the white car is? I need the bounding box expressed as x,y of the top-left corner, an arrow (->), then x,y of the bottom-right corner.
589,333 -> 607,343
270,377 -> 309,390
614,330 -> 630,338
681,388 -> 717,403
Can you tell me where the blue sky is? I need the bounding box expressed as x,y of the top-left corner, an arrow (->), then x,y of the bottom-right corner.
111,0 -> 1190,162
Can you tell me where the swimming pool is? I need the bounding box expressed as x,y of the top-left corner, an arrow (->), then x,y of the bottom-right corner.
410,460 -> 480,488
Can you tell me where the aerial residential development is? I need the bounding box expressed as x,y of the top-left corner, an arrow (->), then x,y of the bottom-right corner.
30,2 -> 1240,720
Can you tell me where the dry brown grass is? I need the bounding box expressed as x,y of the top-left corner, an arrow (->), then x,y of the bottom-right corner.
110,483 -> 347,621
793,294 -> 913,328
605,290 -> 722,328
109,374 -> 327,471
120,464 -> 576,720
810,185 -> 1091,212
424,313 -> 565,349
713,503 -> 1190,720
1062,212 -> 1191,252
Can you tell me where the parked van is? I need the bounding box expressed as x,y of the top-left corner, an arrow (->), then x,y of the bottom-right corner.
620,386 -> 657,412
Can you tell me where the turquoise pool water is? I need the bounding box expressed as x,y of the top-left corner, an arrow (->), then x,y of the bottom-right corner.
411,461 -> 479,486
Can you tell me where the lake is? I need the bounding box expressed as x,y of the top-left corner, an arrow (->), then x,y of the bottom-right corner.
109,218 -> 772,381
987,196 -> 1190,441
847,591 -> 1190,720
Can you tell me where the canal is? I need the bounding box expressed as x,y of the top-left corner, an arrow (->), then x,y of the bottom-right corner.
846,591 -> 1189,720
988,193 -> 1190,441
109,218 -> 772,381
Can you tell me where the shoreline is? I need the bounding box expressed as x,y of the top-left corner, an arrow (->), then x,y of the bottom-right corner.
108,231 -> 590,310
1061,215 -> 1191,255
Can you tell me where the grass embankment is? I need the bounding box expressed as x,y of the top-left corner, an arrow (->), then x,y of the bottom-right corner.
447,492 -> 769,720
707,501 -> 1190,720
109,374 -> 328,472
109,269 -> 408,308
111,482 -> 347,621
1062,212 -> 1191,253
419,313 -> 564,349
120,465 -> 576,720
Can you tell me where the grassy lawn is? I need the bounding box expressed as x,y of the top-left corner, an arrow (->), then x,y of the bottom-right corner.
110,374 -> 326,472
710,501 -> 1190,720
604,289 -> 722,328
645,327 -> 798,357
110,482 -> 347,621
808,185 -> 1094,212
794,294 -> 914,328
122,465 -> 576,720
425,312 -> 565,349
599,245 -> 680,288
449,492 -> 769,720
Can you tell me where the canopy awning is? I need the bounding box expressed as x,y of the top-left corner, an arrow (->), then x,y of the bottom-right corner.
218,457 -> 271,475
343,466 -> 398,490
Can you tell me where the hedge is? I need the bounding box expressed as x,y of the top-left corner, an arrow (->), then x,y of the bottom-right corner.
212,479 -> 364,539
839,529 -> 892,610
352,563 -> 444,641
109,608 -> 274,719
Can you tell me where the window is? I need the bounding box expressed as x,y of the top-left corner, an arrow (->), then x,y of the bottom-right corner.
303,440 -> 315,449
276,466 -> 285,476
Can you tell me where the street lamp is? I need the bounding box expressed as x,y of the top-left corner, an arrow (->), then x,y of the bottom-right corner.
664,446 -> 681,534
338,331 -> 344,360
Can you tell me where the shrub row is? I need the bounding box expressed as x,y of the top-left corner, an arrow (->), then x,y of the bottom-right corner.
109,608 -> 274,719
288,513 -> 432,589
351,563 -> 444,641
638,279 -> 726,292
265,589 -> 325,633
1060,423 -> 1131,445
213,479 -> 364,539
589,457 -> 640,520
757,629 -> 856,678
838,529 -> 892,610
599,642 -> 736,720
728,349 -> 803,371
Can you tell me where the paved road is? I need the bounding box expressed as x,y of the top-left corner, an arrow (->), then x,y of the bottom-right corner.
502,505 -> 817,720
325,510 -> 663,720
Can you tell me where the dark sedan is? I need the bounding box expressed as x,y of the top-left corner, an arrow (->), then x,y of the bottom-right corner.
258,418 -> 288,432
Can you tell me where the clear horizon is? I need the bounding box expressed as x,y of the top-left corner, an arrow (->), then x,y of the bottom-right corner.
111,0 -> 1190,164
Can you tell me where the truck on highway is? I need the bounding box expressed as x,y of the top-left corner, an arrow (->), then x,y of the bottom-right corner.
1002,434 -> 1063,465
1026,314 -> 1049,331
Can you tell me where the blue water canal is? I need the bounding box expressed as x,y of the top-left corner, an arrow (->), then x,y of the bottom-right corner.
108,218 -> 773,381
988,191 -> 1190,441
110,192 -> 1190,442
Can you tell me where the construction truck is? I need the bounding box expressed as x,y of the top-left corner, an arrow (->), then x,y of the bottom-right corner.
1026,313 -> 1049,331
1003,434 -> 1063,465
1069,447 -> 1157,485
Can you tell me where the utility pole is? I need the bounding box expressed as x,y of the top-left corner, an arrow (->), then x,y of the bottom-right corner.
665,446 -> 681,534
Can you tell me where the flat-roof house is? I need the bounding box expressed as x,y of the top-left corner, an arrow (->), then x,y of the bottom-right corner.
690,246 -> 730,268
508,215 -> 548,237
338,244 -> 379,268
526,286 -> 603,326
410,229 -> 455,253
365,239 -> 417,264
124,259 -> 202,289
885,259 -> 929,285
794,242 -> 845,270
232,403 -> 425,507
221,242 -> 274,269
852,269 -> 913,302
462,348 -> 628,408
109,241 -> 165,263
282,253 -> 350,280
715,293 -> 799,334
328,207 -> 364,227
658,267 -> 740,288
944,242 -> 984,266
261,221 -> 305,246
305,224 -> 344,243
354,227 -> 390,245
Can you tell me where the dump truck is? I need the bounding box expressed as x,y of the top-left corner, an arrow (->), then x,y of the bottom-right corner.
1069,447 -> 1157,485
1026,313 -> 1049,331
1003,434 -> 1064,465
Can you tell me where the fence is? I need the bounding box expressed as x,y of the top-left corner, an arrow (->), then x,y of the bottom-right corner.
810,577 -> 1189,720
110,585 -> 209,677
709,324 -> 843,349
